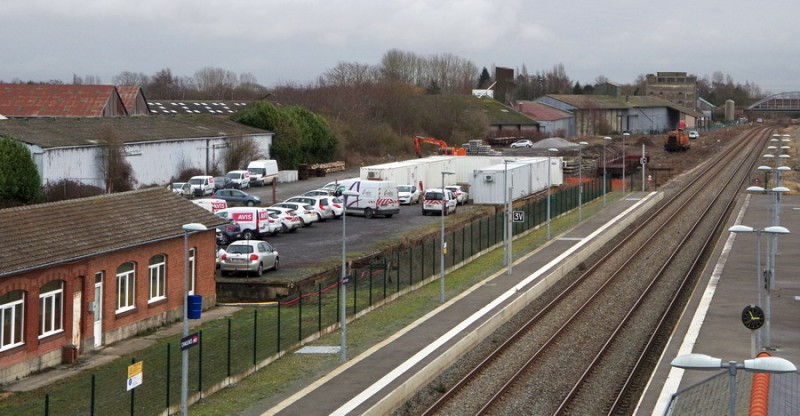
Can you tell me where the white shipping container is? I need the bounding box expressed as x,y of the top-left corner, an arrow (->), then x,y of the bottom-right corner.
469,157 -> 561,204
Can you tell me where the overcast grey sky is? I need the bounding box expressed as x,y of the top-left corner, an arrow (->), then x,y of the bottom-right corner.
2,0 -> 798,94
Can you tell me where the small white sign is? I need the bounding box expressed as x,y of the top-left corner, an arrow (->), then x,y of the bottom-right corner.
513,211 -> 525,223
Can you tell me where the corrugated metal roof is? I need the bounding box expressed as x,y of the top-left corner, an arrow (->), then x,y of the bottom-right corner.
0,84 -> 123,117
515,100 -> 573,121
116,85 -> 149,115
0,187 -> 228,277
0,115 -> 271,148
544,94 -> 704,118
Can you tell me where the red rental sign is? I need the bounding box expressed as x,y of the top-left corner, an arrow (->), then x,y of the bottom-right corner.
232,212 -> 254,221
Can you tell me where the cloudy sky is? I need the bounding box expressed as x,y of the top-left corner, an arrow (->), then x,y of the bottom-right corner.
2,0 -> 798,93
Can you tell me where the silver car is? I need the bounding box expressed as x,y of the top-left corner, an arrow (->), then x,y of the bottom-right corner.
220,240 -> 279,276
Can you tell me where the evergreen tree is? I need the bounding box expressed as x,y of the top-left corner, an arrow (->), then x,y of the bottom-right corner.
0,135 -> 41,206
477,67 -> 491,89
573,82 -> 583,94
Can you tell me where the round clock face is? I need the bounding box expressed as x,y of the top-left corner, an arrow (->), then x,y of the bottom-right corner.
741,305 -> 765,330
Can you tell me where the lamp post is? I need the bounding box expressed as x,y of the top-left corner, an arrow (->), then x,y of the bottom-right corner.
577,141 -> 587,221
181,223 -> 207,416
547,148 -> 558,240
440,171 -> 455,303
339,189 -> 359,362
671,353 -> 796,416
622,132 -> 630,195
746,184 -> 790,350
728,225 -> 789,352
503,159 -> 514,271
603,137 -> 612,206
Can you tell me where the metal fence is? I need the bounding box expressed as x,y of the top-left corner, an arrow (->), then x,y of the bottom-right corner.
15,177 -> 608,415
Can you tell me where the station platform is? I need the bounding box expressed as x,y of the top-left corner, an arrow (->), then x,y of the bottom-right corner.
248,192 -> 662,416
641,194 -> 800,415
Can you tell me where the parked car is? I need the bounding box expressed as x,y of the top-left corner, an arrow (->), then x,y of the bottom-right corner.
422,188 -> 457,216
219,240 -> 279,276
271,202 -> 319,227
510,139 -> 533,148
213,189 -> 261,206
225,170 -> 250,189
303,189 -> 334,197
167,182 -> 192,198
214,176 -> 235,191
688,130 -> 700,139
285,195 -> 336,221
330,197 -> 344,218
188,175 -> 215,197
265,207 -> 302,233
397,184 -> 421,205
216,221 -> 242,245
445,185 -> 469,205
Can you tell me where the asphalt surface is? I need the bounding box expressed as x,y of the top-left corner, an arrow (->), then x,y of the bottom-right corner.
222,169 -> 479,277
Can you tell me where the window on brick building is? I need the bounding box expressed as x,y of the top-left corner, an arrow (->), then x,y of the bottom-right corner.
1,290 -> 24,351
116,262 -> 136,313
148,254 -> 167,302
39,280 -> 64,338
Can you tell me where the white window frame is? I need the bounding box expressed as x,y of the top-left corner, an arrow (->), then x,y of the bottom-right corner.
116,262 -> 136,314
38,281 -> 64,339
148,254 -> 167,303
1,291 -> 24,352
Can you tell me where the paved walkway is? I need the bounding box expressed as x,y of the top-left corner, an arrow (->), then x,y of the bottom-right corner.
5,305 -> 241,392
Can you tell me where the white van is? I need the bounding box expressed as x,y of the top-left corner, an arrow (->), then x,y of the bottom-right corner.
216,207 -> 280,239
188,175 -> 215,197
338,179 -> 400,218
226,170 -> 250,189
422,188 -> 457,216
247,160 -> 279,186
191,198 -> 228,213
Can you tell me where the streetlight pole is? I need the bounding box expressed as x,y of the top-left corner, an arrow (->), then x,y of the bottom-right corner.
622,132 -> 630,195
728,225 -> 789,352
547,148 -> 558,240
181,223 -> 207,416
339,189 -> 359,362
671,353 -> 796,416
503,160 -> 514,271
577,141 -> 587,221
603,137 -> 612,207
745,184 -> 791,350
440,171 -> 454,303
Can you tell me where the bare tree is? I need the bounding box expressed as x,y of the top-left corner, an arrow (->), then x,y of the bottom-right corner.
193,67 -> 238,100
322,62 -> 379,87
112,71 -> 150,86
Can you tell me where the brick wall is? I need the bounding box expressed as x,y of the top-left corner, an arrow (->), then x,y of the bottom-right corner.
0,230 -> 217,386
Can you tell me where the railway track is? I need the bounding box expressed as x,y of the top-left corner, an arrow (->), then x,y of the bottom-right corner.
414,127 -> 773,415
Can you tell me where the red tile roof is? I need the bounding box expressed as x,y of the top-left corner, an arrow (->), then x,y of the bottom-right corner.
0,84 -> 127,117
515,101 -> 573,121
116,85 -> 148,115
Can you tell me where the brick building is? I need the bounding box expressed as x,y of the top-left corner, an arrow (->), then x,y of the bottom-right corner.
0,188 -> 227,385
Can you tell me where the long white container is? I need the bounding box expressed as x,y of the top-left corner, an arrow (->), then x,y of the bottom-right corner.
469,157 -> 562,204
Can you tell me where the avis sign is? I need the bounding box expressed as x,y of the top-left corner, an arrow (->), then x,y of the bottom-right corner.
181,333 -> 200,351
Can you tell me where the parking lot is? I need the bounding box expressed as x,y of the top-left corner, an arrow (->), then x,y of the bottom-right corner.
215,168 -> 477,277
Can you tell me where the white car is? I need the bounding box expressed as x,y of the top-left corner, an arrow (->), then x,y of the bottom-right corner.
688,130 -> 699,139
510,139 -> 533,148
168,182 -> 192,197
397,184 -> 421,205
445,185 -> 468,205
285,195 -> 336,221
330,197 -> 344,218
422,188 -> 457,216
303,189 -> 334,197
271,202 -> 319,227
265,207 -> 302,233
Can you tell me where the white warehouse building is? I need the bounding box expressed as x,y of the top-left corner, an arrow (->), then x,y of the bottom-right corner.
0,115 -> 274,190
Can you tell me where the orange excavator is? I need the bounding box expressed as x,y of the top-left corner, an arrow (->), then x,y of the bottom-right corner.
414,136 -> 466,158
